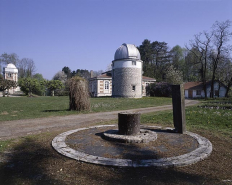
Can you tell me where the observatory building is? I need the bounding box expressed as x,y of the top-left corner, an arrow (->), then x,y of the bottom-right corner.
112,43 -> 143,98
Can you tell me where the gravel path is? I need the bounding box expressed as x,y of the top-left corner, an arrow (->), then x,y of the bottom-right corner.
0,100 -> 199,140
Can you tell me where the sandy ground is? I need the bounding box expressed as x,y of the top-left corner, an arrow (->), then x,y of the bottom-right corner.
0,100 -> 199,140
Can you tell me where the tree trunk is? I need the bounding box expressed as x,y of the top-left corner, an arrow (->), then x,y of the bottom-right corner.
225,78 -> 232,97
203,80 -> 207,100
7,88 -> 10,97
210,75 -> 216,98
218,82 -> 221,97
52,90 -> 54,96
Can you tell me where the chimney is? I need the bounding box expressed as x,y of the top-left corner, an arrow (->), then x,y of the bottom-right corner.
90,70 -> 94,78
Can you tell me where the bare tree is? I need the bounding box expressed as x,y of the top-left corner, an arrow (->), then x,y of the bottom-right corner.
209,20 -> 232,97
17,58 -> 36,78
216,58 -> 232,97
186,31 -> 213,99
106,63 -> 112,71
0,53 -> 19,65
0,53 -> 19,74
91,70 -> 104,78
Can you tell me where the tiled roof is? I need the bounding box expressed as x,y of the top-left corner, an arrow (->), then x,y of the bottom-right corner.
184,82 -> 204,90
183,81 -> 224,90
97,73 -> 112,79
142,76 -> 156,81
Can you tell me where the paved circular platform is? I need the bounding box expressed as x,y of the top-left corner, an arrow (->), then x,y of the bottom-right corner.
52,125 -> 213,167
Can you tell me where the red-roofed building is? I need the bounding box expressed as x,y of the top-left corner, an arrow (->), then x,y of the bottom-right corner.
89,71 -> 156,97
184,81 -> 227,98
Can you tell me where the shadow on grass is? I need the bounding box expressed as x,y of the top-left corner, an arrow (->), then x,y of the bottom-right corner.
42,109 -> 69,112
102,167 -> 210,185
0,138 -> 65,185
102,149 -> 212,184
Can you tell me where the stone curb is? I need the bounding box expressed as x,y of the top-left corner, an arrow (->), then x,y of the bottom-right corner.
52,125 -> 213,168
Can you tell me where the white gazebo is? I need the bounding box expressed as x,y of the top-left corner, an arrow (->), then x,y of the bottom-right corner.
3,63 -> 20,94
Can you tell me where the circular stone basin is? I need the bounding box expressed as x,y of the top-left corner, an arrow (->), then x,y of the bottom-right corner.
103,129 -> 157,143
52,125 -> 213,168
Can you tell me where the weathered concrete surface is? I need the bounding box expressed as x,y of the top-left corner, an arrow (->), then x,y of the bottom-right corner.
103,129 -> 157,143
52,125 -> 212,168
0,100 -> 199,140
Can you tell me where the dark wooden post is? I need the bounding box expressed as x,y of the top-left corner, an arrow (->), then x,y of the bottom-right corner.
118,112 -> 140,135
172,84 -> 186,134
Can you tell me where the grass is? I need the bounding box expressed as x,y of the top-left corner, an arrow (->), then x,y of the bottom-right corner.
0,97 -> 232,184
0,140 -> 14,153
0,96 -> 172,121
141,105 -> 232,138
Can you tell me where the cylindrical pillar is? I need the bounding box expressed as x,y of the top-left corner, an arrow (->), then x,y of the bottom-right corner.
118,112 -> 140,135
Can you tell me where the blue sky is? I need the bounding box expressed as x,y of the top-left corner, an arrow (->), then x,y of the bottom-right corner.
0,0 -> 231,80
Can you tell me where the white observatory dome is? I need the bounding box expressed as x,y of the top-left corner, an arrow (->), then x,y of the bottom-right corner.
114,43 -> 141,60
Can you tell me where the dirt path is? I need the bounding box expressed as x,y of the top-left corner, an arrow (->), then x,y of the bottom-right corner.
0,100 -> 199,140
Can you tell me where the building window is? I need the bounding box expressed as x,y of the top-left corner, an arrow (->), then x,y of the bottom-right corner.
132,61 -> 136,65
132,85 -> 136,91
8,73 -> 12,77
196,90 -> 201,95
105,81 -> 109,90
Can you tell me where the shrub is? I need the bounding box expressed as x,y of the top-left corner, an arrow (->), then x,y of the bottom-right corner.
69,76 -> 90,111
148,82 -> 172,97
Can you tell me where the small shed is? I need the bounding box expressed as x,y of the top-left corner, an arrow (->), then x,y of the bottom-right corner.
184,81 -> 227,98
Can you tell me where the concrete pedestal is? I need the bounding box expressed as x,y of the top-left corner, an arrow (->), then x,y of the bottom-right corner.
118,112 -> 140,135
172,84 -> 186,134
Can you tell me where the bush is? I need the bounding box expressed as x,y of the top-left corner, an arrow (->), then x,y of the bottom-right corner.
18,77 -> 45,96
69,76 -> 90,111
148,82 -> 172,97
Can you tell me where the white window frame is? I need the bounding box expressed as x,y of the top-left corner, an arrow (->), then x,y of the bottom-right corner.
104,81 -> 109,90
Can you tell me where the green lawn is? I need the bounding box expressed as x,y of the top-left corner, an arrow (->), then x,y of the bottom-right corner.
0,96 -> 172,121
1,96 -> 231,137
141,101 -> 232,137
